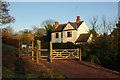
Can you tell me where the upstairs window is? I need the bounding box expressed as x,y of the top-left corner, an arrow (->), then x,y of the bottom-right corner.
67,32 -> 72,37
56,33 -> 59,38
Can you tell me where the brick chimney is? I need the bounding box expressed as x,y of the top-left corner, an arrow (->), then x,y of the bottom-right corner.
76,16 -> 80,23
54,21 -> 59,28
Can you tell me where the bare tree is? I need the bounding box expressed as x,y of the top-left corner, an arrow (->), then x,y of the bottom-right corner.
90,16 -> 99,31
32,26 -> 46,36
6,26 -> 14,34
2,26 -> 14,38
89,16 -> 100,41
107,17 -> 117,34
41,19 -> 54,31
90,16 -> 117,35
100,16 -> 117,35
32,26 -> 39,34
101,16 -> 107,34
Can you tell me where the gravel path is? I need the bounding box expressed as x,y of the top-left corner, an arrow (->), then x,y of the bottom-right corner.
40,60 -> 120,78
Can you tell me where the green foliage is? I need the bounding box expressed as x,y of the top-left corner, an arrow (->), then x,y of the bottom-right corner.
45,24 -> 54,31
2,43 -> 19,54
83,34 -> 120,72
90,29 -> 97,41
20,33 -> 29,44
2,67 -> 15,78
46,24 -> 54,41
81,17 -> 120,71
115,18 -> 120,71
41,20 -> 54,41
90,55 -> 100,64
0,1 -> 15,25
53,42 -> 79,49
41,41 -> 50,49
19,30 -> 33,44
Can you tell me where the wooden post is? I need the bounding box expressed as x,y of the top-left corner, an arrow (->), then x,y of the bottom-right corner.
50,41 -> 53,63
77,48 -> 79,59
19,40 -> 21,58
36,40 -> 41,63
32,40 -> 34,60
79,48 -> 82,61
39,40 -> 41,60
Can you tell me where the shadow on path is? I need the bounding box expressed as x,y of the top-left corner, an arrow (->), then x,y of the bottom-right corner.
14,54 -> 27,79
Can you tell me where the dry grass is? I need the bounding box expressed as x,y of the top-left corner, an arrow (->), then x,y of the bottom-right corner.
2,44 -> 65,79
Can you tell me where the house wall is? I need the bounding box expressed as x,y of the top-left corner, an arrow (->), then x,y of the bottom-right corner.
51,32 -> 62,43
77,21 -> 90,38
62,23 -> 77,43
87,34 -> 93,43
62,30 -> 77,43
63,23 -> 74,30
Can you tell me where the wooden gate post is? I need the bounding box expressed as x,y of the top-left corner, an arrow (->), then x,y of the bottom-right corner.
39,40 -> 41,60
36,40 -> 41,63
79,48 -> 82,61
77,48 -> 79,59
50,41 -> 53,63
19,40 -> 21,58
32,40 -> 34,60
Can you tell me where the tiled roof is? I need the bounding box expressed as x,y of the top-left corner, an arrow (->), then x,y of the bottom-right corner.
52,21 -> 83,33
52,23 -> 67,32
69,21 -> 83,30
75,33 -> 91,43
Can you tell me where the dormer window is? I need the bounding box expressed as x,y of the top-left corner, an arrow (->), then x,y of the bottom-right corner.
67,32 -> 72,37
56,33 -> 59,38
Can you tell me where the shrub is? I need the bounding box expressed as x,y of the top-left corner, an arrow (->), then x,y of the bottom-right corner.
2,36 -> 19,48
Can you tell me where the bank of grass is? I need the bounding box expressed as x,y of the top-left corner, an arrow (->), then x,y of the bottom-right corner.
2,43 -> 19,55
2,43 -> 66,79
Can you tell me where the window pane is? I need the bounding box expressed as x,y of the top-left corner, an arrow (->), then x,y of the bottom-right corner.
67,32 -> 72,37
56,33 -> 58,38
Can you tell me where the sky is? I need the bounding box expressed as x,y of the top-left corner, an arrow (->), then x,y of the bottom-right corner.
118,1 -> 120,17
2,2 -> 118,32
6,0 -> 120,2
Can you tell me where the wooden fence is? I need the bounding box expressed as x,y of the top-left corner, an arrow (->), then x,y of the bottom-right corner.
52,49 -> 79,59
49,41 -> 82,62
21,40 -> 82,63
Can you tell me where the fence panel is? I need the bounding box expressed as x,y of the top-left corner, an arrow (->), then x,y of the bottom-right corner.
20,40 -> 82,63
51,49 -> 79,60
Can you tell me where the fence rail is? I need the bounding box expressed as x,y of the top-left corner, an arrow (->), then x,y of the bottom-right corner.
21,40 -> 82,63
52,49 -> 79,59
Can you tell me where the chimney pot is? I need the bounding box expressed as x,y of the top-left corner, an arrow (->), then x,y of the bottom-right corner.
54,21 -> 59,28
76,16 -> 80,23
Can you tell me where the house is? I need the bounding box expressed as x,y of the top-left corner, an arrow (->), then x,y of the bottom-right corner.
51,16 -> 93,44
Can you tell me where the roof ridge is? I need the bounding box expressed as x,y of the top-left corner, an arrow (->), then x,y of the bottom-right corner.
68,21 -> 84,23
52,21 -> 84,33
59,23 -> 67,25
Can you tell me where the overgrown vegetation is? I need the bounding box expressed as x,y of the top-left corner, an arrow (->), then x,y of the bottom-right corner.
53,42 -> 79,49
81,18 -> 120,72
2,44 -> 66,79
2,36 -> 19,48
